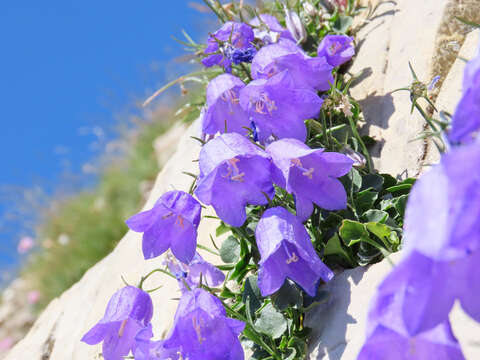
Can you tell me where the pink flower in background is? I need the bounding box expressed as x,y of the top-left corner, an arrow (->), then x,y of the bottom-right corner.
17,236 -> 34,254
0,337 -> 13,351
27,290 -> 41,305
328,0 -> 347,10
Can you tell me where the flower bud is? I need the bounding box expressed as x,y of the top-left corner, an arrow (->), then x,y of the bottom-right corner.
303,2 -> 317,17
284,6 -> 307,43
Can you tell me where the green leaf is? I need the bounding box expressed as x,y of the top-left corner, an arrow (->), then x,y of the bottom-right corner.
333,15 -> 353,33
366,222 -> 393,247
339,220 -> 370,246
393,194 -> 408,218
354,189 -> 378,213
254,303 -> 288,339
380,173 -> 397,189
242,276 -> 262,318
220,236 -> 240,263
362,209 -> 388,223
271,280 -> 303,311
385,183 -> 412,193
360,174 -> 384,192
324,233 -> 355,266
216,222 -> 229,237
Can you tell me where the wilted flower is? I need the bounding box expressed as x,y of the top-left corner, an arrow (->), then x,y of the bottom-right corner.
81,286 -> 153,360
166,252 -> 225,292
284,6 -> 306,43
202,74 -> 249,136
202,22 -> 254,72
239,70 -> 323,143
17,236 -> 34,254
195,133 -> 274,226
251,39 -> 334,91
249,14 -> 294,43
163,288 -> 245,359
256,207 -> 334,296
266,138 -> 352,220
317,35 -> 355,67
126,190 -> 202,263
448,46 -> 480,144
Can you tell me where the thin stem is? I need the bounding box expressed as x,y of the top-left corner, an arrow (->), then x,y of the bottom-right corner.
347,116 -> 373,172
138,268 -> 175,290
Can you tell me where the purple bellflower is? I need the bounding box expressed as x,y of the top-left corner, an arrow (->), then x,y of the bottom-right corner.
448,45 -> 480,144
166,252 -> 225,292
163,288 -> 245,360
251,39 -> 334,91
249,14 -> 295,43
359,281 -> 464,360
126,190 -> 202,264
256,207 -> 334,297
202,74 -> 250,136
239,70 -> 323,143
317,35 -> 355,67
195,133 -> 274,227
134,324 -> 180,360
81,286 -> 153,360
266,138 -> 353,221
202,22 -> 255,72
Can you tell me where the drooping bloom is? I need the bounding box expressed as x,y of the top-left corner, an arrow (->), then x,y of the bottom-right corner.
134,325 -> 179,360
195,133 -> 274,226
448,44 -> 480,144
202,74 -> 249,136
251,40 -> 334,91
202,22 -> 255,72
359,270 -> 465,360
166,252 -> 225,292
249,14 -> 294,43
317,35 -> 355,67
284,7 -> 307,43
17,236 -> 34,254
163,288 -> 245,360
256,207 -> 334,297
266,138 -> 352,221
81,286 -> 153,360
126,190 -> 202,264
239,70 -> 323,143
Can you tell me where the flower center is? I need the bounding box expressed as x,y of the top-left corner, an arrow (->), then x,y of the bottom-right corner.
192,316 -> 206,344
175,215 -> 185,228
222,157 -> 245,182
291,158 -> 314,179
329,41 -> 342,55
253,93 -> 277,115
220,89 -> 240,115
283,243 -> 299,264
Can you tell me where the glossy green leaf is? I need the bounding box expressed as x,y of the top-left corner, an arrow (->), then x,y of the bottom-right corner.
339,219 -> 370,246
362,209 -> 388,223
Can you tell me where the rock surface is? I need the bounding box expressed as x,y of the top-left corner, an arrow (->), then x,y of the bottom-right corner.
5,1 -> 480,360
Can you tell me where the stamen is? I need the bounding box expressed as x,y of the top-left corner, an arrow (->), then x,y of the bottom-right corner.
283,243 -> 299,264
175,215 -> 185,228
290,158 -> 314,179
302,168 -> 314,179
231,173 -> 245,182
118,319 -> 127,337
329,42 -> 342,55
162,212 -> 174,219
192,316 -> 206,344
253,93 -> 277,115
222,157 -> 244,182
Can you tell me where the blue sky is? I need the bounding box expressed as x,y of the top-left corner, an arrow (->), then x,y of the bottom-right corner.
0,1 -> 215,271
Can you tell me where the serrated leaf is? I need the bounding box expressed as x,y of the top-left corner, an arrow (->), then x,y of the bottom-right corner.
220,236 -> 240,263
254,303 -> 288,339
362,209 -> 388,223
339,219 -> 370,246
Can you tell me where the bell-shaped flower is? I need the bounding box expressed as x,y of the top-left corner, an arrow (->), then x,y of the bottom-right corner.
266,138 -> 352,221
317,35 -> 355,67
195,133 -> 274,226
134,325 -> 180,360
359,276 -> 465,360
239,70 -> 323,143
126,190 -> 202,264
163,288 -> 245,360
256,207 -> 334,297
448,46 -> 480,144
166,252 -> 225,292
249,14 -> 294,43
251,40 -> 334,91
202,21 -> 255,72
202,74 -> 250,136
81,286 -> 153,360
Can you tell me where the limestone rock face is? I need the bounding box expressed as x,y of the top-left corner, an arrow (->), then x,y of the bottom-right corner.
5,1 -> 480,360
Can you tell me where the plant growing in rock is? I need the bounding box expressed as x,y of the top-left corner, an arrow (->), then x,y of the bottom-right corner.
80,1 -> 431,359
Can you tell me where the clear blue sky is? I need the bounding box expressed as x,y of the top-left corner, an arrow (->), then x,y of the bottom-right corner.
0,1 -> 215,272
